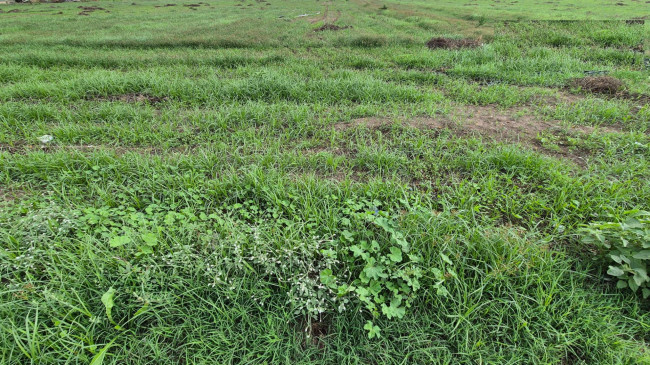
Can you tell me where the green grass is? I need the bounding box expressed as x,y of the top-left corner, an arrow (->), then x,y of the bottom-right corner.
1,0 -> 649,364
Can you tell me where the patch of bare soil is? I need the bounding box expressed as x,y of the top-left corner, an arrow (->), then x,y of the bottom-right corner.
90,93 -> 167,104
335,105 -> 621,166
426,37 -> 482,50
569,76 -> 623,95
0,186 -> 24,203
297,316 -> 329,349
77,6 -> 106,16
314,24 -> 350,32
625,19 -> 645,25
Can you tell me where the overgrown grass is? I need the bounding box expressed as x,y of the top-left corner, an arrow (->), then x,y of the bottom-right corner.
1,0 -> 649,363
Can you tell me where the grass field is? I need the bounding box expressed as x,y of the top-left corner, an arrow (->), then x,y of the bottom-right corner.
1,0 -> 650,363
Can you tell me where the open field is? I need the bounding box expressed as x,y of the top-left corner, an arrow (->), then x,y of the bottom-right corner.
1,0 -> 650,363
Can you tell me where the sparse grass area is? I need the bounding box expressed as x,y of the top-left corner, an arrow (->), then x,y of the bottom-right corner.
1,0 -> 649,364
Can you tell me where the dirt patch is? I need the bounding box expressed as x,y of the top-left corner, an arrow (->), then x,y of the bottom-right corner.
314,24 -> 350,31
77,5 -> 105,16
335,105 -> 622,166
569,76 -> 623,95
625,19 -> 645,25
7,9 -> 23,13
183,3 -> 201,7
0,186 -> 24,203
297,316 -> 329,349
89,93 -> 167,104
426,37 -> 482,50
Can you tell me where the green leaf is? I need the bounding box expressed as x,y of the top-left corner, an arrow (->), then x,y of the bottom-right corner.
319,269 -> 336,288
109,236 -> 131,248
440,253 -> 453,265
342,230 -> 354,242
370,240 -> 380,253
349,245 -> 365,258
364,321 -> 381,339
607,266 -> 625,277
616,280 -> 628,289
436,284 -> 449,297
89,338 -> 117,365
137,245 -> 154,255
363,261 -> 387,281
431,268 -> 444,280
140,232 -> 158,247
632,250 -> 650,260
101,288 -> 116,324
381,296 -> 406,319
624,217 -> 643,229
642,288 -> 650,299
388,247 -> 403,262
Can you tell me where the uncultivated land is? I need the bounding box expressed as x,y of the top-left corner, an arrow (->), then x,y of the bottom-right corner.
0,0 -> 649,364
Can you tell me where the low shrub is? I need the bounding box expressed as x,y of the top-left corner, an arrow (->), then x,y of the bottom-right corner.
580,210 -> 650,299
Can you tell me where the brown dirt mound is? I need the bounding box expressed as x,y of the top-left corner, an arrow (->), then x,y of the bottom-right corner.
427,37 -> 482,50
314,24 -> 351,32
77,5 -> 105,15
78,6 -> 104,11
569,76 -> 624,95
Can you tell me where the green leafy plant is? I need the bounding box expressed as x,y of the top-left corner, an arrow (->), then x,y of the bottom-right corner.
580,210 -> 650,299
320,204 -> 449,338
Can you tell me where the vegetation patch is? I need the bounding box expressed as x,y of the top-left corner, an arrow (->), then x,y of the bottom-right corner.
1,1 -> 649,363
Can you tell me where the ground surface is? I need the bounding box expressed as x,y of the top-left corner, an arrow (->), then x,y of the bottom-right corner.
1,0 -> 649,364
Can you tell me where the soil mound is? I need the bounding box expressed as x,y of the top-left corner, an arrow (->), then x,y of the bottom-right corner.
426,37 -> 481,50
314,24 -> 350,32
570,76 -> 623,94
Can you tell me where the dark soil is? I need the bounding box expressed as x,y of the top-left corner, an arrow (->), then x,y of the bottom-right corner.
569,76 -> 624,95
314,24 -> 351,32
426,37 -> 482,50
77,6 -> 105,16
625,19 -> 645,25
78,6 -> 105,11
297,316 -> 329,349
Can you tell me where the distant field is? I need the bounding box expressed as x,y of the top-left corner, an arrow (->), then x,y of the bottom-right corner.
1,1 -> 649,364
